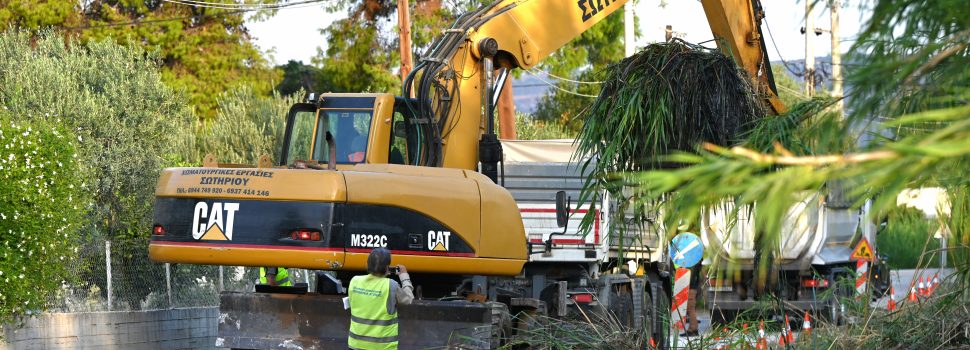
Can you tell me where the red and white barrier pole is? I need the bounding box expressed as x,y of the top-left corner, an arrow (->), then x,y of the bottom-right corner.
855,260 -> 868,295
671,267 -> 691,331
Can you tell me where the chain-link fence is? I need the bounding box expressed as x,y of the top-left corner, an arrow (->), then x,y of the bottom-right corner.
46,237 -> 317,312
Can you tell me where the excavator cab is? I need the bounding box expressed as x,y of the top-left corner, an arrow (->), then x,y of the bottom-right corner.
279,93 -> 419,168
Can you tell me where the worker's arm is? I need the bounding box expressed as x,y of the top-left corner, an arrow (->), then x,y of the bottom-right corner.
396,265 -> 414,305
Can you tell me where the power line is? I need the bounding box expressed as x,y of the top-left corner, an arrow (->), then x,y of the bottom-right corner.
528,71 -> 599,98
63,0 -> 326,30
161,0 -> 314,10
763,18 -> 805,77
528,68 -> 603,85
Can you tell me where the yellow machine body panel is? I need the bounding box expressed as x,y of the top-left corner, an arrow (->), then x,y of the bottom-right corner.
149,164 -> 526,276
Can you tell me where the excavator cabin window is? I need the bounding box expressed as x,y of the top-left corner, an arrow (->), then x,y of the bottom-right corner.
318,109 -> 372,163
281,103 -> 373,166
388,98 -> 420,165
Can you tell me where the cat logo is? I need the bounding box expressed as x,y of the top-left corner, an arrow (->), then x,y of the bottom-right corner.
427,230 -> 451,252
191,202 -> 240,240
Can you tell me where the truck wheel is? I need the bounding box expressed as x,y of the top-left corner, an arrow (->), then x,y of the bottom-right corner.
487,301 -> 512,348
650,283 -> 671,349
641,288 -> 654,335
609,287 -> 634,327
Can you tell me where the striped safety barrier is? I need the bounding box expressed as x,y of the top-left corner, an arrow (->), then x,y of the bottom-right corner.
672,267 -> 691,330
855,260 -> 868,295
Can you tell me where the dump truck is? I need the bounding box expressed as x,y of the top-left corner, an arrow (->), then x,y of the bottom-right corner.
148,0 -> 786,347
702,188 -> 892,322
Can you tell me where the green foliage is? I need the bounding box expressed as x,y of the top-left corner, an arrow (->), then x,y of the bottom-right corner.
945,187 -> 970,288
316,18 -> 401,93
847,0 -> 970,124
770,64 -> 809,107
0,0 -> 281,118
0,29 -> 195,240
276,60 -> 326,96
876,206 -> 948,269
313,0 -> 477,94
742,98 -> 849,155
197,87 -> 303,164
0,29 -> 195,309
0,115 -> 89,325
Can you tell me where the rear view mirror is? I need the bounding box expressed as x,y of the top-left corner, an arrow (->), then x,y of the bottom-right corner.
555,191 -> 569,228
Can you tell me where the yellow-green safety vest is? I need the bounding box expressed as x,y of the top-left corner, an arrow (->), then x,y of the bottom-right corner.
258,267 -> 292,286
348,275 -> 399,350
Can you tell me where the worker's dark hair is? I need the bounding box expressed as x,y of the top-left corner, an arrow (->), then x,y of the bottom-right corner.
367,248 -> 392,275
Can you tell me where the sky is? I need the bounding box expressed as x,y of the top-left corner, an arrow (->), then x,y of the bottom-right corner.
246,1 -> 869,66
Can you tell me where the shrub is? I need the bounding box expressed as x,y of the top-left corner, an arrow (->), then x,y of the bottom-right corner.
0,29 -> 195,310
504,113 -> 577,140
0,115 -> 89,325
877,206 -> 951,269
196,87 -> 302,164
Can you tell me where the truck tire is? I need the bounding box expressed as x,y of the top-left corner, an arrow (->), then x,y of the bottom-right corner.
487,301 -> 512,348
609,287 -> 635,327
641,286 -> 655,343
649,282 -> 671,349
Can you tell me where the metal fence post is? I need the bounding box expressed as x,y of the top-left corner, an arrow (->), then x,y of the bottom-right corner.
105,240 -> 112,311
166,263 -> 172,308
219,266 -> 225,292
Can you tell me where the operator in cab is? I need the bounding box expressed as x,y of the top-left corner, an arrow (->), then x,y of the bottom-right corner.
348,248 -> 414,350
259,267 -> 292,287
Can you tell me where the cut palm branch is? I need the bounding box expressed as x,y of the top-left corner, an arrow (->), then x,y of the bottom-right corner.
574,40 -> 770,238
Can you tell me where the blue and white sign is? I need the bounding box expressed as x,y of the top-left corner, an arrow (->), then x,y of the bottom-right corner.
669,232 -> 703,268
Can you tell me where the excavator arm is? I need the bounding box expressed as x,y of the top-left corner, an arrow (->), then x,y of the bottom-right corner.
407,0 -> 784,173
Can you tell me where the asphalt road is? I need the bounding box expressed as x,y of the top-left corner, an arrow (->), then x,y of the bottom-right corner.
874,268 -> 953,308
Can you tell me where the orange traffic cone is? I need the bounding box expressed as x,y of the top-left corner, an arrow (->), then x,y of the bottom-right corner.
931,273 -> 940,294
908,284 -> 919,302
648,337 -> 656,349
755,321 -> 768,350
741,324 -> 753,350
887,286 -> 897,311
802,311 -> 812,337
785,313 -> 795,344
918,277 -> 927,296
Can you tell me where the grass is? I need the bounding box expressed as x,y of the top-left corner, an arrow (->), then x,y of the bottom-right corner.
507,113 -> 577,140
502,279 -> 969,349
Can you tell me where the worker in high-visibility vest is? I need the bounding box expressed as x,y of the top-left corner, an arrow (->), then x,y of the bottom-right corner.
259,267 -> 293,287
347,248 -> 414,350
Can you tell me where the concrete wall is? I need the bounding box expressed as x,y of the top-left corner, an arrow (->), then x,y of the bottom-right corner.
1,307 -> 218,350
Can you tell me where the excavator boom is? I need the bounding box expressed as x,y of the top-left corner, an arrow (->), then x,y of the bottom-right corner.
408,0 -> 783,172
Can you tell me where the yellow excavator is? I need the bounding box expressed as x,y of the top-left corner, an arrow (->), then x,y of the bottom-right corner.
149,0 -> 783,347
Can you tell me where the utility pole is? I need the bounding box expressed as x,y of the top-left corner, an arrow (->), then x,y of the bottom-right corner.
498,76 -> 517,139
624,2 -> 635,56
397,0 -> 413,88
804,0 -> 815,96
830,0 -> 843,117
